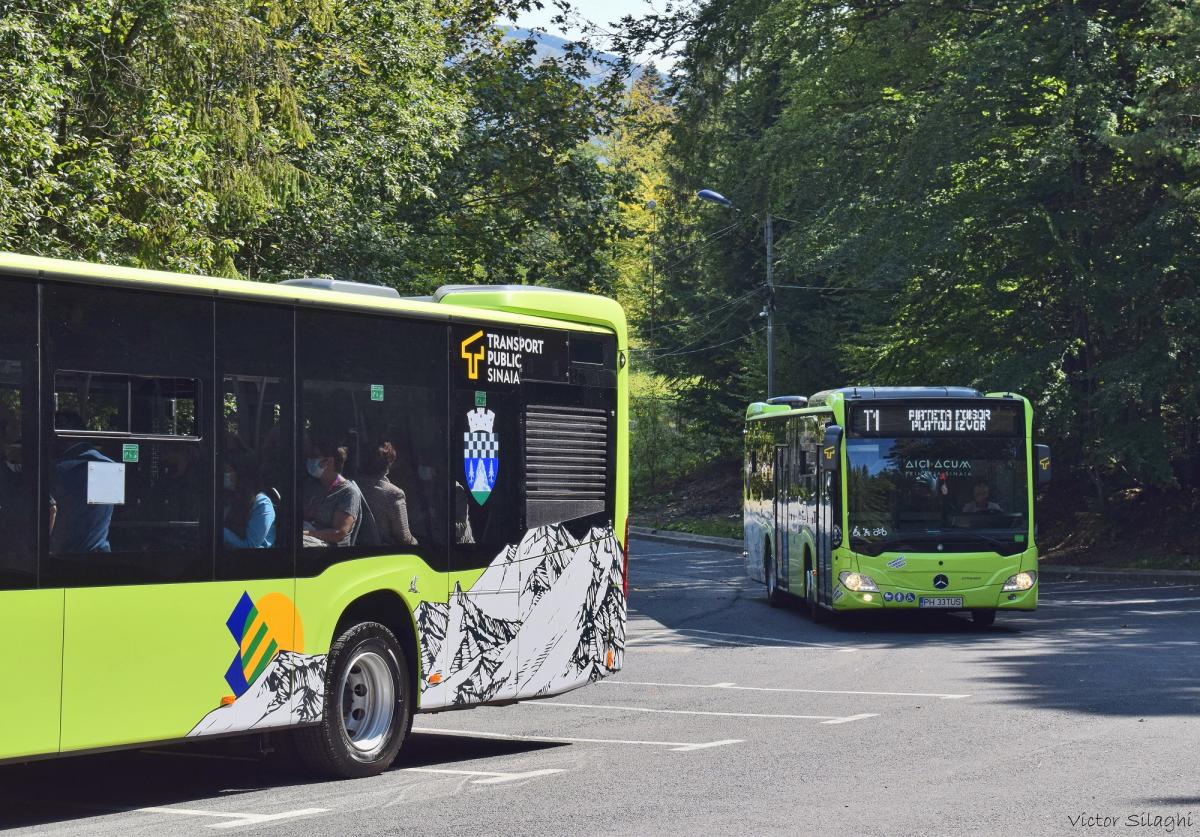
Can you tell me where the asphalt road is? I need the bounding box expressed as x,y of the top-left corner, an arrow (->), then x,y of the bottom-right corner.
3,538 -> 1199,836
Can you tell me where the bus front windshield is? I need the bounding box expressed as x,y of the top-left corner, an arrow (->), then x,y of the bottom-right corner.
845,436 -> 1028,556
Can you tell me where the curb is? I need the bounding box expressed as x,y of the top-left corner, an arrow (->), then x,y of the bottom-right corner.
629,526 -> 743,553
1037,564 -> 1200,586
629,527 -> 1200,586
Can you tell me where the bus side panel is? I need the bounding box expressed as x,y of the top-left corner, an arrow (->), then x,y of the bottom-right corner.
0,590 -> 64,760
743,420 -> 775,584
60,580 -> 299,752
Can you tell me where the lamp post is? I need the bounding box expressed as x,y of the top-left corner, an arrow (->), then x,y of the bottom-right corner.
696,189 -> 775,398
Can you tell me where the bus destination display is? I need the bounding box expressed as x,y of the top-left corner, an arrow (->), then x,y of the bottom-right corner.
851,402 -> 1023,437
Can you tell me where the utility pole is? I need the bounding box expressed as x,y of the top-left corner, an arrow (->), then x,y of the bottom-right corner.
765,211 -> 774,399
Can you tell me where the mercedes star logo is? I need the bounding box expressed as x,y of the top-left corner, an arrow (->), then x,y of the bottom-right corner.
933,574 -> 949,589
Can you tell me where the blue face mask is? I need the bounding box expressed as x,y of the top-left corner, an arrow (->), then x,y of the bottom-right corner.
306,458 -> 325,478
223,471 -> 236,491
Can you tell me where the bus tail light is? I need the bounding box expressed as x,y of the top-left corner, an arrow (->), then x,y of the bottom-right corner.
622,517 -> 630,597
1002,571 -> 1037,592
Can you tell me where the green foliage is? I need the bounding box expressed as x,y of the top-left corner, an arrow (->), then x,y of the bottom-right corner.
0,0 -> 632,293
626,0 -> 1200,498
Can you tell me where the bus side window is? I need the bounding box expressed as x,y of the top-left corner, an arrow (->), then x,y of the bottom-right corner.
216,302 -> 293,581
0,276 -> 37,590
296,308 -> 447,574
42,284 -> 213,586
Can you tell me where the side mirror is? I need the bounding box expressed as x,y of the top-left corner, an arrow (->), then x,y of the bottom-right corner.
819,425 -> 843,473
1035,444 -> 1051,485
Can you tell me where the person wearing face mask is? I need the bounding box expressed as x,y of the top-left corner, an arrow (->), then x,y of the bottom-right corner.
222,449 -> 276,549
302,439 -> 364,547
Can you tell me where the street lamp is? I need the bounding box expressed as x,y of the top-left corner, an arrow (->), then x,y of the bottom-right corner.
696,188 -> 775,398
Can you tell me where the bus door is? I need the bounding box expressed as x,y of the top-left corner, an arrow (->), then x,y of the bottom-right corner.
817,469 -> 834,605
773,444 -> 789,591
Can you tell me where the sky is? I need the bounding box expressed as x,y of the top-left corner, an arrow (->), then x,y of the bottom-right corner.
510,0 -> 669,68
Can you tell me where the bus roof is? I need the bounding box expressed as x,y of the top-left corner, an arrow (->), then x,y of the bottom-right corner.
0,252 -> 626,345
807,386 -> 983,407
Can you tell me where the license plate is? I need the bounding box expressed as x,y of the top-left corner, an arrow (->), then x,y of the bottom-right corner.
918,596 -> 963,609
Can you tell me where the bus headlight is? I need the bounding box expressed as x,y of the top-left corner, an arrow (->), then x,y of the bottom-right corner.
1002,571 -> 1038,592
839,571 -> 879,593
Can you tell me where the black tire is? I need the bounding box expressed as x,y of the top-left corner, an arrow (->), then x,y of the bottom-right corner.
295,621 -> 413,779
970,609 -> 997,628
765,541 -> 784,607
806,566 -> 829,623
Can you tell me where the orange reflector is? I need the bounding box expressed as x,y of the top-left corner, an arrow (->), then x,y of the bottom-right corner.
428,672 -> 442,684
220,695 -> 236,706
606,649 -> 614,668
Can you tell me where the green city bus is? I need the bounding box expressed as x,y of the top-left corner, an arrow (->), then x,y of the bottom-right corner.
0,252 -> 628,777
744,387 -> 1049,625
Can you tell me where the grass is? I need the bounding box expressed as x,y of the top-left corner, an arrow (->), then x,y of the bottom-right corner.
642,514 -> 742,541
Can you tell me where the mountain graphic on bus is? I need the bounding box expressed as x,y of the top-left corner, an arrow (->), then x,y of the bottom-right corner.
223,591 -> 305,698
416,523 -> 625,708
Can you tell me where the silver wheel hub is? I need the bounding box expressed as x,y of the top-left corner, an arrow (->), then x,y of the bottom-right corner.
338,650 -> 395,759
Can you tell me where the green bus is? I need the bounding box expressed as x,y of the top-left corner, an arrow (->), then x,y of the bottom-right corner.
744,387 -> 1049,625
0,253 -> 628,777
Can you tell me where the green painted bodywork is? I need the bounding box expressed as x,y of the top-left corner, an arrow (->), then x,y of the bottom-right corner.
744,390 -> 1039,613
0,254 -> 630,763
0,591 -> 64,759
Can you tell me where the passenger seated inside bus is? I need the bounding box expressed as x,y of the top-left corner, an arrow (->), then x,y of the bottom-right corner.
222,448 -> 277,549
49,411 -> 114,553
962,480 -> 1002,513
360,441 -> 418,548
302,439 -> 365,547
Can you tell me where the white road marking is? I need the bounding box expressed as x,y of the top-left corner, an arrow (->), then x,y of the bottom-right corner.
821,714 -> 880,725
137,806 -> 327,829
626,626 -> 856,652
402,767 -> 563,785
603,680 -> 970,700
412,726 -> 742,752
528,701 -> 876,724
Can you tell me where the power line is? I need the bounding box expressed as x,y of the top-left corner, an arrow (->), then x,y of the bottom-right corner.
648,325 -> 767,359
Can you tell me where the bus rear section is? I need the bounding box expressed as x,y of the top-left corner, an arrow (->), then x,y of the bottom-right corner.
745,387 -> 1050,624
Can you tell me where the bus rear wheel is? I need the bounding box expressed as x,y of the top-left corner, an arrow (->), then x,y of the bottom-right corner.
295,621 -> 413,779
970,609 -> 997,628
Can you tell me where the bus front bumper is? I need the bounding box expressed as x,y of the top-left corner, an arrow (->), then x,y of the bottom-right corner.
834,584 -> 1038,612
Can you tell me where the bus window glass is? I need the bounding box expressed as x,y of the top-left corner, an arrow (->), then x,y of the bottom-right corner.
0,277 -> 37,589
217,301 -> 294,578
297,309 -> 446,571
43,284 -> 212,584
845,436 -> 1028,555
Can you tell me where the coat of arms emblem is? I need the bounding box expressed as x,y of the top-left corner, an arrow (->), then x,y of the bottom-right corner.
464,407 -> 499,505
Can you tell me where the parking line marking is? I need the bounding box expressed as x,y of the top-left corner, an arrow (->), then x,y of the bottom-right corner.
603,680 -> 970,700
403,767 -> 564,785
529,701 -> 873,723
412,726 -> 742,752
821,714 -> 879,725
626,627 -> 856,652
137,806 -> 328,829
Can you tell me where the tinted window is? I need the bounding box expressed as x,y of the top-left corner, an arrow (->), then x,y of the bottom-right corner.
42,284 -> 213,585
297,309 -> 446,576
0,277 -> 39,589
217,302 -> 293,580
